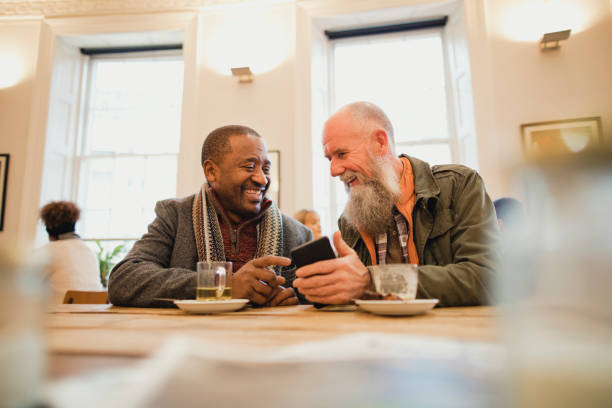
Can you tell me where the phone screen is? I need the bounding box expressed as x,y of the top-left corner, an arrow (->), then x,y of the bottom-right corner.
291,236 -> 336,268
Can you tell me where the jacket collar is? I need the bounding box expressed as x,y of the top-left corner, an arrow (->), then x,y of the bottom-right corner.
340,216 -> 360,250
401,154 -> 440,211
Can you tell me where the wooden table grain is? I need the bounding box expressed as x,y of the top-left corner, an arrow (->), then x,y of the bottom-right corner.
46,304 -> 500,378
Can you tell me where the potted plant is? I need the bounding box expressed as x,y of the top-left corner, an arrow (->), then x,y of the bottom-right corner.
94,240 -> 125,288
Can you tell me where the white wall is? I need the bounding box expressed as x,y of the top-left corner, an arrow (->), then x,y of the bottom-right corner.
177,3 -> 298,213
0,18 -> 42,251
476,0 -> 612,197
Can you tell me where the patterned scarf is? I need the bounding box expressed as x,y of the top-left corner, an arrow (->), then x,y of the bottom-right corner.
192,184 -> 284,272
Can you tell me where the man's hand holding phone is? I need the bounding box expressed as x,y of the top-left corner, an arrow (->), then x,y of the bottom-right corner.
232,255 -> 298,306
293,231 -> 371,305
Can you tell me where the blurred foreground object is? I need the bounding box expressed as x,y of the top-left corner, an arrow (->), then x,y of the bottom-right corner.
493,197 -> 524,232
0,247 -> 46,407
500,148 -> 612,407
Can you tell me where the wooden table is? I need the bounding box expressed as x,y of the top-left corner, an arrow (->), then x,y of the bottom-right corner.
46,304 -> 500,378
42,304 -> 505,406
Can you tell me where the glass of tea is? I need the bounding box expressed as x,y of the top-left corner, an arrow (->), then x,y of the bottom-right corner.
196,261 -> 232,301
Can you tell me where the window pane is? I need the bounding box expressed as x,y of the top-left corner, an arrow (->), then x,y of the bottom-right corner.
334,177 -> 349,221
333,31 -> 449,142
86,57 -> 184,155
142,156 -> 178,205
398,143 -> 452,166
79,155 -> 177,239
81,209 -> 111,238
83,239 -> 135,266
78,53 -> 183,240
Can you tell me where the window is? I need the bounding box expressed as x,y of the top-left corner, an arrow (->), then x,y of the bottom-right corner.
76,52 -> 184,249
324,27 -> 455,228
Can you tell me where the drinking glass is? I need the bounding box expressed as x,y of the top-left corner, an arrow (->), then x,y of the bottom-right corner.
196,261 -> 232,301
368,264 -> 418,300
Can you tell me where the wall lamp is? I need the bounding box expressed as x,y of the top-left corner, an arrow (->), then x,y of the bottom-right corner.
231,66 -> 253,83
540,29 -> 571,50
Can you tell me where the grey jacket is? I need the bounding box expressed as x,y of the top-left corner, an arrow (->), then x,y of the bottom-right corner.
108,194 -> 312,307
339,155 -> 499,307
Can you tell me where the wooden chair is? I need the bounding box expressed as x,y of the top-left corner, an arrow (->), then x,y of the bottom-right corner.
63,290 -> 109,304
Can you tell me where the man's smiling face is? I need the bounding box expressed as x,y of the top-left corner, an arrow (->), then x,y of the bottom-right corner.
322,110 -> 377,190
208,133 -> 271,223
322,108 -> 401,234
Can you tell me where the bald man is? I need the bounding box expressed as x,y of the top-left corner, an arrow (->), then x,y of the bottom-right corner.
293,102 -> 499,307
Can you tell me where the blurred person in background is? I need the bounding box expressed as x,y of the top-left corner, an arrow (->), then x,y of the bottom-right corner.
40,201 -> 101,303
493,197 -> 524,232
108,125 -> 312,307
294,101 -> 499,307
293,209 -> 322,240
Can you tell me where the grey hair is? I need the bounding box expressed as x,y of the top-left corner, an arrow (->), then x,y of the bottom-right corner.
342,101 -> 395,148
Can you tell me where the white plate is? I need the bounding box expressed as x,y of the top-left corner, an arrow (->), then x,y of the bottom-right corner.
355,299 -> 439,316
174,299 -> 249,314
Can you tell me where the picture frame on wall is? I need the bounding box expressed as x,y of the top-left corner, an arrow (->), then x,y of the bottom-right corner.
521,117 -> 603,158
268,150 -> 280,207
0,154 -> 9,231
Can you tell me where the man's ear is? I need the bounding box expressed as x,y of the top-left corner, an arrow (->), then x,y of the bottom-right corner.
203,160 -> 218,184
370,128 -> 390,155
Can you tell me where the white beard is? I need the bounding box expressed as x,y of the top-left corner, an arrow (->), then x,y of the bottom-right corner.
342,155 -> 401,235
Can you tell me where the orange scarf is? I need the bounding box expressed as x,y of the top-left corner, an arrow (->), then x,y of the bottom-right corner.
357,157 -> 419,265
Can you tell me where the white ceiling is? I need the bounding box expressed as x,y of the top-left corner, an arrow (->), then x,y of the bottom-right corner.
49,0 -> 457,49
313,0 -> 458,31
61,30 -> 184,49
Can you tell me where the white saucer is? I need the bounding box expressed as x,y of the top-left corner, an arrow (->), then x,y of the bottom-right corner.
174,299 -> 249,314
355,299 -> 439,316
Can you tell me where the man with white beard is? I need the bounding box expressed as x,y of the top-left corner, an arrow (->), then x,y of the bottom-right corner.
293,102 -> 499,307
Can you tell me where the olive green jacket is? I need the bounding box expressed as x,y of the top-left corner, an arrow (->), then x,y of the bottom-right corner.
339,155 -> 499,307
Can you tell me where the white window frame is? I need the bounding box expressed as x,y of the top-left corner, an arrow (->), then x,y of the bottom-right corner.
74,50 -> 184,244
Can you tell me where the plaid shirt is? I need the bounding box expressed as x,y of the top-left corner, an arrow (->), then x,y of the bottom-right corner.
375,207 -> 410,265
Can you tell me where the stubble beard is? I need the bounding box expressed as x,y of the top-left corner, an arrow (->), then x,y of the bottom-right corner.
342,155 -> 401,236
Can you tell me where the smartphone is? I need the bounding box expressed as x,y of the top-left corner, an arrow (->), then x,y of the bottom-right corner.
291,236 -> 336,269
291,236 -> 336,309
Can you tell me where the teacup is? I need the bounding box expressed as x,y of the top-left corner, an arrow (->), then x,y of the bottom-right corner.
368,264 -> 418,301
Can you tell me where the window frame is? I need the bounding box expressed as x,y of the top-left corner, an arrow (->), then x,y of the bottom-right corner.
74,50 -> 184,243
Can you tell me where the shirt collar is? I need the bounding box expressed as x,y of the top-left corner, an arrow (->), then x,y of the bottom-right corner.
57,232 -> 80,240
